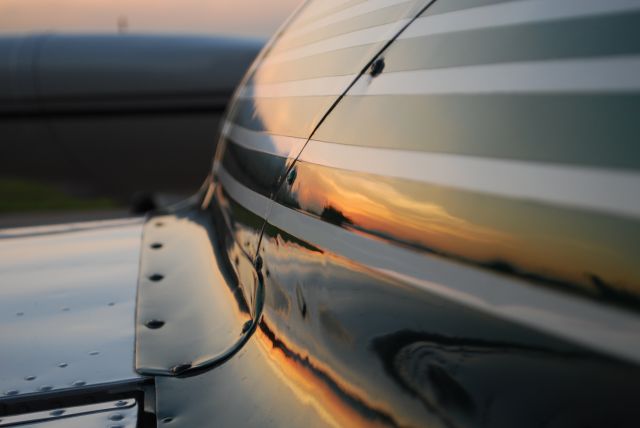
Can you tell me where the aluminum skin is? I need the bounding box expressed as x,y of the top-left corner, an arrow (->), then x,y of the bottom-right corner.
0,219 -> 146,410
149,0 -> 640,426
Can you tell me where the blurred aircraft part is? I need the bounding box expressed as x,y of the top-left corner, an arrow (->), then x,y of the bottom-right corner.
0,34 -> 262,205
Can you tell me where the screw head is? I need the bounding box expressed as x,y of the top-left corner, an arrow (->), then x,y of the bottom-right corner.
145,320 -> 165,329
170,363 -> 192,375
370,58 -> 385,77
254,256 -> 263,271
286,168 -> 297,185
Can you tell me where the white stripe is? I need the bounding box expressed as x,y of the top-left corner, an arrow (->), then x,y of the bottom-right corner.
285,0 -> 416,39
349,56 -> 640,95
263,0 -> 640,67
238,74 -> 357,99
223,122 -> 307,157
267,199 -> 640,365
240,56 -> 640,98
299,141 -> 640,219
262,19 -> 409,66
216,165 -> 271,217
401,0 -> 640,41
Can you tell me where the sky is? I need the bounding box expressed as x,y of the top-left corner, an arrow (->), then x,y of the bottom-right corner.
0,0 -> 303,38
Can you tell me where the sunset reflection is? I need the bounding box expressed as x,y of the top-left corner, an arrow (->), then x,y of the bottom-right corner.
256,319 -> 404,428
280,161 -> 640,305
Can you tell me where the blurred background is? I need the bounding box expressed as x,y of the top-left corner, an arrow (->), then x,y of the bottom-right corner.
0,0 -> 301,228
0,0 -> 301,37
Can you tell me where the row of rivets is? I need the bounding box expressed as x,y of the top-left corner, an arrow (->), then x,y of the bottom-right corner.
3,378 -> 88,396
14,300 -> 118,317
148,221 -> 174,423
145,221 -> 166,330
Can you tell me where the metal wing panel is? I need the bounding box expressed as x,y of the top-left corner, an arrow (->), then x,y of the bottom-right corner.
0,399 -> 137,427
0,219 -> 144,401
134,208 -> 253,376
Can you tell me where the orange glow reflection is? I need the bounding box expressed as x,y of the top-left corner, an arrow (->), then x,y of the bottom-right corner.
288,161 -> 640,298
256,320 -> 404,428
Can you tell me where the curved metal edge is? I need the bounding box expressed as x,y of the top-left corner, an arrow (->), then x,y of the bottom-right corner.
134,187 -> 264,378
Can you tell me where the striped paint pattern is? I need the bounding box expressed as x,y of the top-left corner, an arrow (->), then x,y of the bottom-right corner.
222,0 -> 429,137
213,0 -> 640,362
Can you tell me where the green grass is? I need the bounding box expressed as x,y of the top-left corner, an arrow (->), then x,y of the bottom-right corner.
0,178 -> 118,213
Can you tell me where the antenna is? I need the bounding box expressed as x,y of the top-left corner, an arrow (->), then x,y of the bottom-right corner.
117,15 -> 129,34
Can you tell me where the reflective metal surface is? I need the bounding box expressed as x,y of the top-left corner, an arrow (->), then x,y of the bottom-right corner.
154,337 -> 334,428
0,399 -> 137,428
0,219 -> 144,400
303,0 -> 640,313
213,0 -> 433,255
135,207 -> 254,376
154,0 -> 640,426
254,224 -> 640,427
152,202 -> 640,427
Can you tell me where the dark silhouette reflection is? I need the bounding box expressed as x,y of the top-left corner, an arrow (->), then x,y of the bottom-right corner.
257,220 -> 640,427
274,160 -> 640,312
258,320 -> 403,427
371,328 -> 640,427
319,205 -> 353,227
222,139 -> 290,199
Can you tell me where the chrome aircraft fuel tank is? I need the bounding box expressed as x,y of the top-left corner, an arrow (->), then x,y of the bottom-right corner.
148,1 -> 640,427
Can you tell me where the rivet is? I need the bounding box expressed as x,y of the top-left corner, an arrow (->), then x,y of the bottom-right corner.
38,385 -> 53,392
150,242 -> 163,250
72,380 -> 86,386
50,409 -> 65,416
109,413 -> 124,421
24,375 -> 36,381
242,320 -> 252,333
149,274 -> 164,282
16,312 -> 24,317
108,302 -> 116,306
254,256 -> 263,271
145,320 -> 165,329
286,168 -> 297,185
89,351 -> 100,356
170,363 -> 192,375
110,425 -> 125,428
115,400 -> 128,407
162,417 -> 174,423
58,362 -> 68,368
4,389 -> 19,396
62,307 -> 70,312
155,221 -> 164,227
370,57 -> 385,77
